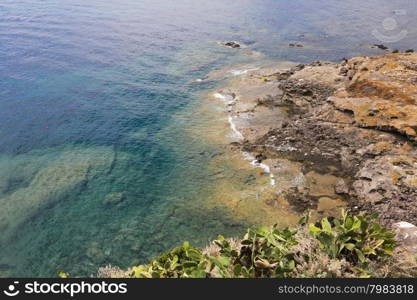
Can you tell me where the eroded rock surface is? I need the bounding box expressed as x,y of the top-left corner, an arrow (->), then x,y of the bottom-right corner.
215,53 -> 417,225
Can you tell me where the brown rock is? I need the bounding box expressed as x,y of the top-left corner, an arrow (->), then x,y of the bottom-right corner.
332,53 -> 417,140
335,179 -> 349,195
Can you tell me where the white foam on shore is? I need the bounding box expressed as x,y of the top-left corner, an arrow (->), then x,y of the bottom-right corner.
242,152 -> 276,186
213,92 -> 236,106
228,115 -> 244,140
230,68 -> 259,76
214,93 -> 242,139
214,91 -> 276,186
213,92 -> 227,101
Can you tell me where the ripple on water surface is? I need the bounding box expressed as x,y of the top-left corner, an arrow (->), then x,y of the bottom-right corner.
1,0 -> 417,277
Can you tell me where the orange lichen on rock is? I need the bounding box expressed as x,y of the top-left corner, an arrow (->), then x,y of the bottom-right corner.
332,53 -> 417,140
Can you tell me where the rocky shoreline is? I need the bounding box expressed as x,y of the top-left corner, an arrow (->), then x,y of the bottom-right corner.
212,52 -> 417,227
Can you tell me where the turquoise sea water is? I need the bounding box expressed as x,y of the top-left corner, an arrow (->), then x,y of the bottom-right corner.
0,0 -> 416,277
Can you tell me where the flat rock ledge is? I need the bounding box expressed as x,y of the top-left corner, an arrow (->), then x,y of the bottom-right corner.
224,53 -> 417,225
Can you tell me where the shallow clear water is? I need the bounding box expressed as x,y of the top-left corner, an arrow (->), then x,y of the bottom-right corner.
0,0 -> 416,277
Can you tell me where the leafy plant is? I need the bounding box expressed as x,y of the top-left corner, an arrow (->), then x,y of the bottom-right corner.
66,210 -> 402,278
235,225 -> 298,278
308,209 -> 396,263
58,271 -> 69,278
131,241 -> 207,278
130,225 -> 299,278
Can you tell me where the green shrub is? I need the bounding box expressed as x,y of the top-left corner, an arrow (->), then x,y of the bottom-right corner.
131,242 -> 207,278
309,210 -> 395,263
212,225 -> 298,278
62,210 -> 403,278
130,225 -> 299,278
126,210 -> 396,278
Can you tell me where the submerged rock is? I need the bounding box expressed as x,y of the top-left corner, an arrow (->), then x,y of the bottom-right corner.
86,241 -> 106,263
289,43 -> 304,48
372,44 -> 389,50
0,146 -> 116,243
103,192 -> 125,206
223,41 -> 241,48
